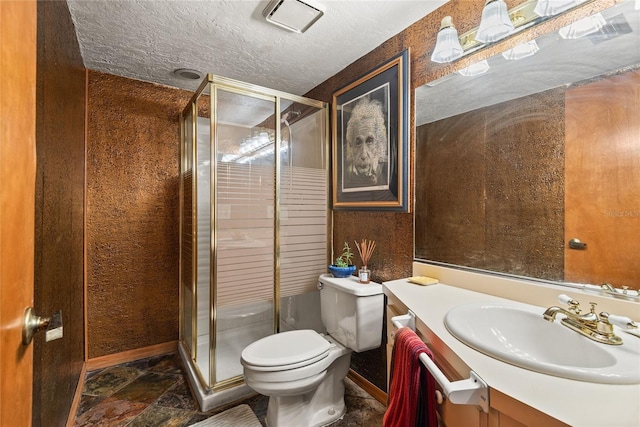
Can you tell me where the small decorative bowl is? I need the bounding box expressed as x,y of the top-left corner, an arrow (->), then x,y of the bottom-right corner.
328,265 -> 356,278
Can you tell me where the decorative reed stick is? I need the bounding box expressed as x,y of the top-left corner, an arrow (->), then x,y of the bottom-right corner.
355,239 -> 376,267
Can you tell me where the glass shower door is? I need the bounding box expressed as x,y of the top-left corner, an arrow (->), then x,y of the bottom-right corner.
213,88 -> 276,385
180,105 -> 195,358
279,102 -> 329,303
180,75 -> 328,401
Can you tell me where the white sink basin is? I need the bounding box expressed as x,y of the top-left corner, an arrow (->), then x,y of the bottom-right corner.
444,303 -> 640,384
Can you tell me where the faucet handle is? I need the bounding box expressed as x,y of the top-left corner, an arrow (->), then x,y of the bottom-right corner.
558,294 -> 576,305
605,313 -> 638,330
558,294 -> 581,313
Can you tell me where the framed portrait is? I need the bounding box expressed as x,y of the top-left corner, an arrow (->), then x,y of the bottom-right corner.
331,49 -> 409,212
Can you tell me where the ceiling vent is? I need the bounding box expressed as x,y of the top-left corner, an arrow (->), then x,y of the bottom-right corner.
263,0 -> 325,33
173,68 -> 204,81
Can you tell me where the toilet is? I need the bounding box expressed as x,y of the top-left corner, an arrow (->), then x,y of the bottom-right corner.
241,274 -> 384,427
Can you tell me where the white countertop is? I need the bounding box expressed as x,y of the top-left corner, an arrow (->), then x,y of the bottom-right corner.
383,278 -> 640,427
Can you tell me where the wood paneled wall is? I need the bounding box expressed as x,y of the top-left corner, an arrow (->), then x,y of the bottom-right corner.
33,1 -> 86,425
86,72 -> 191,358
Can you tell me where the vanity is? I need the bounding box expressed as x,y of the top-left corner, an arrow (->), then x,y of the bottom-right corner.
384,263 -> 640,427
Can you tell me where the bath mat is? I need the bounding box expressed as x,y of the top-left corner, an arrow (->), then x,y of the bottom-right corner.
190,404 -> 262,427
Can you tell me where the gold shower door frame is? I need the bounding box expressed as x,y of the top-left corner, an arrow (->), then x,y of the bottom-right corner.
179,74 -> 330,392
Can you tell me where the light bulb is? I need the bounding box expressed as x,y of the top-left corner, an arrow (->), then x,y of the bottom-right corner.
431,16 -> 464,63
475,0 -> 514,43
502,40 -> 540,60
457,60 -> 490,77
534,0 -> 588,17
559,13 -> 606,39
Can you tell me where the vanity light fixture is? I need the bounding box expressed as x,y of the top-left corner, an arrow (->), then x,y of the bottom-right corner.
430,0 -> 597,64
475,0 -> 515,43
501,39 -> 540,60
430,0 -> 540,63
431,16 -> 464,63
559,13 -> 606,39
457,60 -> 490,77
534,0 -> 588,16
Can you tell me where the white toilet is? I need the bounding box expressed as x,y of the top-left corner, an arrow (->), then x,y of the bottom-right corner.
241,274 -> 384,427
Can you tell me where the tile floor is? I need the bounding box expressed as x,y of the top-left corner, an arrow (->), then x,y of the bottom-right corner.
73,352 -> 387,426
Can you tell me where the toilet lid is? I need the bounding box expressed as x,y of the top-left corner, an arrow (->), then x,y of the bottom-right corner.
241,330 -> 331,368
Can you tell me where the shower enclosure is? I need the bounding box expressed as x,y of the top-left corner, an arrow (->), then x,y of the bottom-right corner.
179,74 -> 330,410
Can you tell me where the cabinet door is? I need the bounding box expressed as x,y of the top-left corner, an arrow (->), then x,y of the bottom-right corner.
440,400 -> 483,427
488,390 -> 569,427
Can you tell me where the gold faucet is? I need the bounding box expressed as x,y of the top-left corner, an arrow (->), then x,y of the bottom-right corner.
600,283 -> 640,300
543,295 -> 637,345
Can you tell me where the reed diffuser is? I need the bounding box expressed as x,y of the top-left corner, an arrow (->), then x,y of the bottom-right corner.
355,239 -> 376,284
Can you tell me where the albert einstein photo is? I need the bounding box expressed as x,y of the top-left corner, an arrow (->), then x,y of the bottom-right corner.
341,84 -> 390,192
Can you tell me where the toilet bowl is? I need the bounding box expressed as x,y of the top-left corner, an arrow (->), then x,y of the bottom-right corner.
242,330 -> 351,427
241,275 -> 384,427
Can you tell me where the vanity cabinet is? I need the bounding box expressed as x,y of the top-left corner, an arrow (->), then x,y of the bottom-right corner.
386,297 -> 568,427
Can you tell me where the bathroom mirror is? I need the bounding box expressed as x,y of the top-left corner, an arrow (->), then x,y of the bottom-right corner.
414,0 -> 640,294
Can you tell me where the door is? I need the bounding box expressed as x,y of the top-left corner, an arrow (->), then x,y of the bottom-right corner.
1,1 -> 37,425
565,70 -> 640,287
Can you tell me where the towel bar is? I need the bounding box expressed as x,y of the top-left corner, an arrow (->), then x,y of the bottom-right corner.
391,311 -> 489,413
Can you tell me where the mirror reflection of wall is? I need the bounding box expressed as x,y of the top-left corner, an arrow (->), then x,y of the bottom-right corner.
415,0 -> 640,291
416,88 -> 566,281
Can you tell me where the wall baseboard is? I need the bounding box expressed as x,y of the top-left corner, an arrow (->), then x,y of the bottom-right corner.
86,341 -> 178,371
347,369 -> 387,405
65,362 -> 87,427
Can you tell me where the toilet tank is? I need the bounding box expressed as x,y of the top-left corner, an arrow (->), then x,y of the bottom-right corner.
318,274 -> 384,352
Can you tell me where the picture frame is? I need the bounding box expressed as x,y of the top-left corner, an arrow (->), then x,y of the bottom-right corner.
331,49 -> 409,212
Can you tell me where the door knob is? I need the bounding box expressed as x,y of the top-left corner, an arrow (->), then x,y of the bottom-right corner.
568,238 -> 587,250
22,308 -> 63,345
22,307 -> 51,345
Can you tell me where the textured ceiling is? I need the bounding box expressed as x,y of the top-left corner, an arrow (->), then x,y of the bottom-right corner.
67,0 -> 449,95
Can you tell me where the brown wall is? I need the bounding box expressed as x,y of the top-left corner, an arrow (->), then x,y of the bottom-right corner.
86,72 -> 191,358
415,89 -> 565,281
307,0 -> 616,284
306,33 -> 414,282
34,1 -> 86,425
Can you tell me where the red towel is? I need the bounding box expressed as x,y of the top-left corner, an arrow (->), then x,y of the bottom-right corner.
383,327 -> 438,427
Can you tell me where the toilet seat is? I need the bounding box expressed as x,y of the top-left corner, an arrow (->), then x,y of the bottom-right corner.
241,329 -> 331,372
243,337 -> 348,385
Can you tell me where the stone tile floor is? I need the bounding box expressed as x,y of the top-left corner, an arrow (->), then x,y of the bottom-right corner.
73,352 -> 386,426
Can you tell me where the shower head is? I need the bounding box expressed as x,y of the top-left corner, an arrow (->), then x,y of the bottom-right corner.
281,110 -> 301,123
